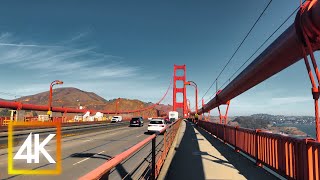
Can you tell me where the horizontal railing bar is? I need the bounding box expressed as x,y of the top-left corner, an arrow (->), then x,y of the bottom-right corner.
198,120 -> 320,180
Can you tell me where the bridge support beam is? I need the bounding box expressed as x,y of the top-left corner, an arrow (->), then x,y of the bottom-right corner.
199,0 -> 320,114
198,0 -> 320,141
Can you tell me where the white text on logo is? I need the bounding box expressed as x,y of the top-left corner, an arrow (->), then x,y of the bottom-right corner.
13,133 -> 56,163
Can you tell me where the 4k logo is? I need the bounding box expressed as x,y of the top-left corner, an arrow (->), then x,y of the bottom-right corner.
14,133 -> 56,163
8,121 -> 61,175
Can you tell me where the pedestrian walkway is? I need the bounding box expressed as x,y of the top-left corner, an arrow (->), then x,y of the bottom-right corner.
165,120 -> 278,180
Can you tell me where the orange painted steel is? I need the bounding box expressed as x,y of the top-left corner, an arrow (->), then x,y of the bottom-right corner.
80,119 -> 182,180
196,0 -> 320,141
155,119 -> 181,177
48,80 -> 63,114
297,1 -> 320,141
185,81 -> 198,114
215,89 -> 231,124
0,117 -> 10,126
79,134 -> 156,180
173,64 -> 187,118
192,0 -> 320,142
198,120 -> 320,180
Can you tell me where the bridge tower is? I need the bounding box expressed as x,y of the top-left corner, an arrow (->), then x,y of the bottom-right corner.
173,65 -> 187,118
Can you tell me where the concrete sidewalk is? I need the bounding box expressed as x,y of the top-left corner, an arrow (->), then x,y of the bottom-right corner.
165,120 -> 278,180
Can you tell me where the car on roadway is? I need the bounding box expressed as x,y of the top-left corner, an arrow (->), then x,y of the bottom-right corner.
148,119 -> 166,133
111,116 -> 122,123
130,117 -> 144,127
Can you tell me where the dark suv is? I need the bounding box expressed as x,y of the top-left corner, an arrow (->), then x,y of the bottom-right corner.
130,117 -> 144,127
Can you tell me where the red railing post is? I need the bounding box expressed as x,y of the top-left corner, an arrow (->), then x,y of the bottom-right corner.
164,130 -> 167,155
234,126 -> 239,152
255,129 -> 262,167
223,124 -> 226,143
151,138 -> 156,180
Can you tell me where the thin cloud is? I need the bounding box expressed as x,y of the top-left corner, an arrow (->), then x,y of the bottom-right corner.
0,43 -> 61,48
271,96 -> 310,105
2,80 -> 171,103
0,33 -> 140,79
0,32 -> 167,103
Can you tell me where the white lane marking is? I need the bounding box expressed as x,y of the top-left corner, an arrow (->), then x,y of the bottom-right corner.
72,151 -> 106,166
83,139 -> 92,142
97,150 -> 105,154
73,157 -> 90,165
136,134 -> 143,138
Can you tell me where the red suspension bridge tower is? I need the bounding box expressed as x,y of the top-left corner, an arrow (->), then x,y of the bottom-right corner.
173,65 -> 187,118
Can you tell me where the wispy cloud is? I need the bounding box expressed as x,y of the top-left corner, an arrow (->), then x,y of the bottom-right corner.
229,94 -> 313,116
0,32 -> 139,79
270,96 -> 310,105
0,43 -> 61,48
0,32 -> 170,102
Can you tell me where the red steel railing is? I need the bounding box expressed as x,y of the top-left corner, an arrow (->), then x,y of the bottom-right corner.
79,119 -> 182,180
198,120 -> 320,180
0,117 -> 11,126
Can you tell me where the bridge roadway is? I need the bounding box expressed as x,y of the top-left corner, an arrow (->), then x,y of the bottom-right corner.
0,122 -> 159,180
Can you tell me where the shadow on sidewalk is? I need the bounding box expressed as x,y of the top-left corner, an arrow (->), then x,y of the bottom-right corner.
195,125 -> 279,180
166,120 -> 205,180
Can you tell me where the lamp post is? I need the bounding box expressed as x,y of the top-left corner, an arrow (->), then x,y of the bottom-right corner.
185,81 -> 198,114
186,99 -> 191,117
115,98 -> 120,115
48,80 -> 63,118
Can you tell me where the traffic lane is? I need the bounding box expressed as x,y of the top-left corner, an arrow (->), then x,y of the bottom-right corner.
0,123 -> 151,180
0,121 -> 130,149
58,125 -> 151,180
0,125 -> 134,179
0,124 -> 131,158
0,124 -> 148,179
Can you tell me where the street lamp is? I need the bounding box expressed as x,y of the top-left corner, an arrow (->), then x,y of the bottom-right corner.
48,80 -> 63,117
186,99 -> 191,116
184,81 -> 198,114
115,98 -> 120,115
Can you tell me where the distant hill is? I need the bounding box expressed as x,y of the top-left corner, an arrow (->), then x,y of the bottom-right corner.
228,115 -> 306,136
12,87 -> 172,116
229,116 -> 271,129
15,87 -> 107,108
248,114 -> 314,124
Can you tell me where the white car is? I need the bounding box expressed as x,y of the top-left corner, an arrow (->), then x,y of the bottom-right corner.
148,119 -> 166,133
111,116 -> 122,123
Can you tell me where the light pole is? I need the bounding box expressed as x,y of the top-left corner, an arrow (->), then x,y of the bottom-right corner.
115,98 -> 120,115
185,81 -> 198,114
48,80 -> 63,118
186,99 -> 191,116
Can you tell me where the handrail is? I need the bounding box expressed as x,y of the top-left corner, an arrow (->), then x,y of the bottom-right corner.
79,134 -> 156,180
79,119 -> 182,180
198,120 -> 320,180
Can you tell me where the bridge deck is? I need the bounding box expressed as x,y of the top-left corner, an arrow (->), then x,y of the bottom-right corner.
164,120 -> 278,180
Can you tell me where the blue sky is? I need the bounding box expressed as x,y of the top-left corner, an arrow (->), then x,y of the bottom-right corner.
0,0 -> 315,116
